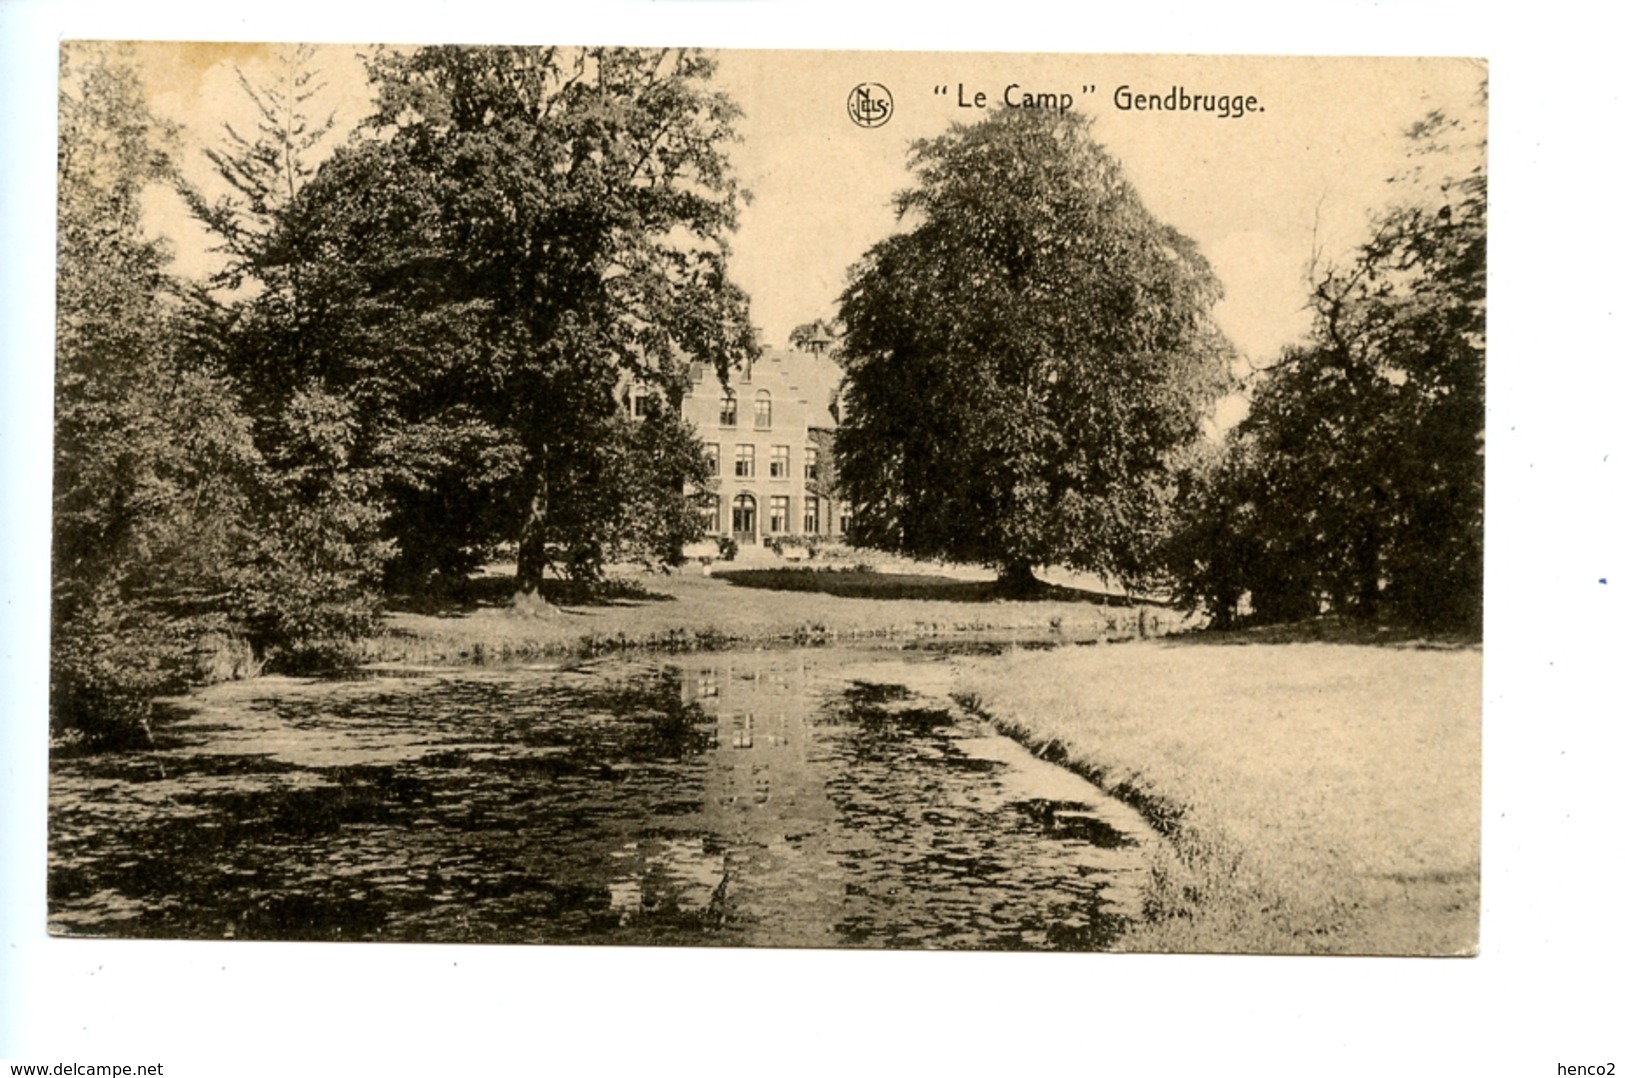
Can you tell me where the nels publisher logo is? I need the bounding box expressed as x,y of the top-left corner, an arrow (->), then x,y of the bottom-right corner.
847,82 -> 893,128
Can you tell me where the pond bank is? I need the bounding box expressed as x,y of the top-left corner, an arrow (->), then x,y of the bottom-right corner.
354,568 -> 1187,668
142,564 -> 1479,954
956,637 -> 1481,955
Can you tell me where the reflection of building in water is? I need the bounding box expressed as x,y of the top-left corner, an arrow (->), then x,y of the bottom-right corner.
681,658 -> 818,814
694,669 -> 718,700
605,836 -> 728,925
624,334 -> 848,546
612,653 -> 1148,943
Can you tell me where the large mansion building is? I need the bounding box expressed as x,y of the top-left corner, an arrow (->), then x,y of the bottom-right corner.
628,334 -> 848,547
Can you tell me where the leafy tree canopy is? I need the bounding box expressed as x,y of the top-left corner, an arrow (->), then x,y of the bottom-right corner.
264,46 -> 755,588
1165,92 -> 1486,630
835,108 -> 1232,592
55,47 -> 265,740
182,43 -> 338,294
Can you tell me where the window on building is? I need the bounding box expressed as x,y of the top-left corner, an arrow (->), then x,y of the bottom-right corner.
720,392 -> 737,428
769,495 -> 789,534
770,445 -> 790,479
804,495 -> 820,534
754,390 -> 772,429
839,509 -> 851,535
702,443 -> 719,477
734,444 -> 755,478
699,494 -> 720,534
804,446 -> 819,481
732,493 -> 756,539
631,388 -> 652,417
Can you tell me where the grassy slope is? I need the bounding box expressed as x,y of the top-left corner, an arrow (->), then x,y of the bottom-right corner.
957,637 -> 1481,955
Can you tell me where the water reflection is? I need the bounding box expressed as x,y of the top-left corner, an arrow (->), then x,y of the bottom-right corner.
50,647 -> 1149,949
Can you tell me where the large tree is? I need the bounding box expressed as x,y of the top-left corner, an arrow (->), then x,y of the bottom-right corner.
53,46 -> 265,741
836,108 -> 1231,593
1166,95 -> 1486,631
263,46 -> 754,590
183,45 -> 391,660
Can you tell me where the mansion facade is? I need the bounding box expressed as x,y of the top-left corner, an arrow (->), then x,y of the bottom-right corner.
629,335 -> 848,546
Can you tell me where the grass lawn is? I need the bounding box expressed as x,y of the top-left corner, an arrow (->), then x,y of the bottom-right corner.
956,632 -> 1481,955
355,563 -> 1185,665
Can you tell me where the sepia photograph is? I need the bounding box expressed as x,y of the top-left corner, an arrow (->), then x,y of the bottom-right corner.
45,42 -> 1483,955
4,4 -> 1616,1075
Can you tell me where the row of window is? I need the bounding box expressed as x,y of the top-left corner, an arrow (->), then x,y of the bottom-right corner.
718,390 -> 773,429
704,493 -> 824,535
629,387 -> 775,430
703,444 -> 819,481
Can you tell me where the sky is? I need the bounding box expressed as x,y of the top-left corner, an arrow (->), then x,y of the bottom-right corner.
131,45 -> 1484,378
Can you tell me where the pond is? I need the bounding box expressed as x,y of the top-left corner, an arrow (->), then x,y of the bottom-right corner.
49,645 -> 1153,950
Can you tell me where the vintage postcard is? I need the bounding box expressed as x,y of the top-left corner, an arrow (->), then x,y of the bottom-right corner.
47,43 -> 1484,958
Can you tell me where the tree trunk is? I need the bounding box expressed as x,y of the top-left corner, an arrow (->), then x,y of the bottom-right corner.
515,471 -> 549,595
993,562 -> 1043,598
1353,523 -> 1381,621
